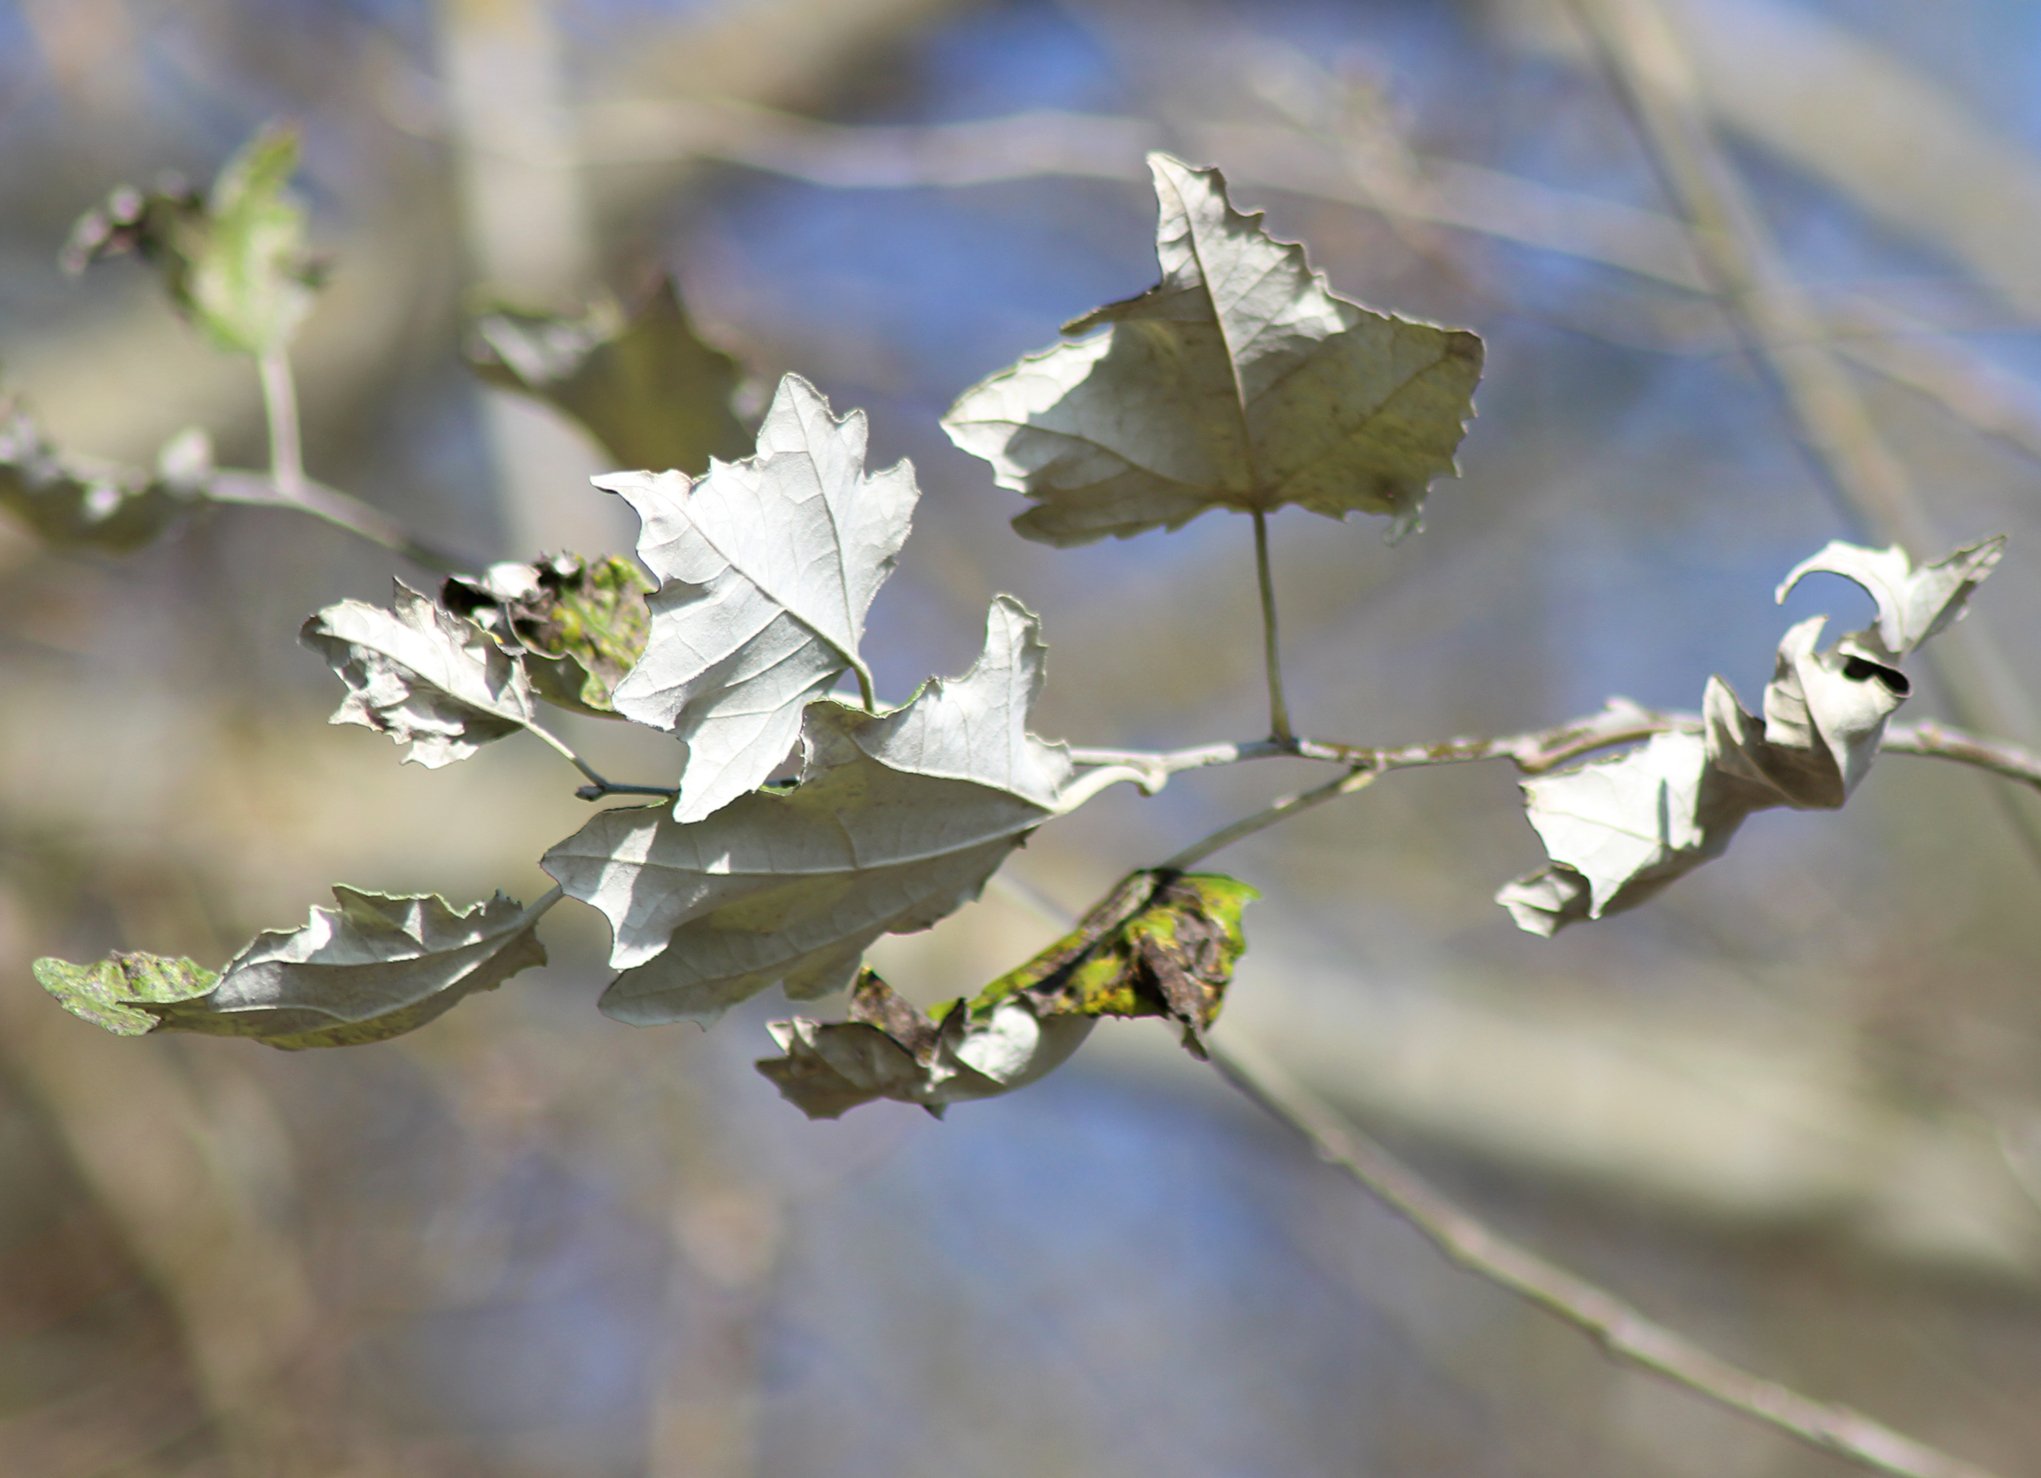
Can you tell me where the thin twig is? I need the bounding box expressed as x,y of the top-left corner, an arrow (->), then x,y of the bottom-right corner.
1205,1031 -> 1999,1478
1159,766 -> 1374,872
517,720 -> 680,803
204,470 -> 473,574
257,351 -> 306,502
1250,509 -> 1294,743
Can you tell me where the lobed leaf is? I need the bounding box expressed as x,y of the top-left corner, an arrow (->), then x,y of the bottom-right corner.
443,553 -> 653,716
943,153 -> 1483,545
36,889 -> 549,1049
302,580 -> 539,768
468,274 -> 752,472
65,124 -> 324,356
757,870 -> 1257,1118
545,596 -> 1138,1026
597,374 -> 920,821
0,397 -> 212,551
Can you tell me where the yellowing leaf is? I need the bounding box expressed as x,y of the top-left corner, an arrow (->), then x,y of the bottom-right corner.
756,870 -> 1257,1119
943,153 -> 1483,544
443,553 -> 654,717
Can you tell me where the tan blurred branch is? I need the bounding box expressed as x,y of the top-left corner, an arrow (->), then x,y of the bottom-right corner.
1207,1030 -> 2000,1478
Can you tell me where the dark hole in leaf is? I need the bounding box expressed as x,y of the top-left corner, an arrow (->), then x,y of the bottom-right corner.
1841,654 -> 1909,696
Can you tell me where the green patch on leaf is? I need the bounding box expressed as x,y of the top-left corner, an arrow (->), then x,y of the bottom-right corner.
755,870 -> 1257,1119
64,123 -> 325,356
965,869 -> 1257,1049
443,553 -> 653,716
0,396 -> 211,551
35,952 -> 220,1036
467,275 -> 752,473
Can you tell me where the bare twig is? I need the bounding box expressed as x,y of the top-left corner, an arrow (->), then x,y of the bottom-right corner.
1205,1031 -> 1999,1478
1159,766 -> 1374,872
204,470 -> 473,575
1250,510 -> 1293,743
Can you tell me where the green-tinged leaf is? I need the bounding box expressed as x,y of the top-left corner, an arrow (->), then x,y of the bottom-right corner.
35,952 -> 219,1036
468,274 -> 752,472
1498,538 -> 1988,937
34,889 -> 549,1048
595,374 -> 920,820
0,396 -> 211,551
544,597 -> 1146,1027
39,890 -> 550,1048
444,553 -> 653,716
65,124 -> 324,355
942,153 -> 1483,545
756,870 -> 1257,1119
302,580 -> 539,768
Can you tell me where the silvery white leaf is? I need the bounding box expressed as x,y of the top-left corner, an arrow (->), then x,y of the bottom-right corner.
544,596 -> 1128,1026
943,153 -> 1482,545
598,373 -> 919,821
37,889 -> 551,1048
302,580 -> 538,768
1776,536 -> 2004,660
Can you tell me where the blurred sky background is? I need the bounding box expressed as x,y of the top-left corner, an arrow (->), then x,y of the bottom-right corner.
8,0 -> 2041,1474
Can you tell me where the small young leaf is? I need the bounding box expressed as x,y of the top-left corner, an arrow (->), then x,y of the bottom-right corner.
65,124 -> 324,356
943,153 -> 1483,545
468,274 -> 752,472
545,596 -> 1139,1026
35,889 -> 549,1049
0,396 -> 211,551
302,580 -> 539,768
755,870 -> 1257,1119
596,374 -> 920,821
443,553 -> 653,716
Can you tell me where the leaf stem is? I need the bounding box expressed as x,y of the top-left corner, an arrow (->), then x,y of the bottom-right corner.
258,349 -> 306,502
1205,1032 -> 1997,1478
1251,509 -> 1293,744
522,720 -> 680,803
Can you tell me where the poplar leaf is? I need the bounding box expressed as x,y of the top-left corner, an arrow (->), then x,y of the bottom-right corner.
302,580 -> 538,768
35,889 -> 549,1049
596,374 -> 919,822
544,596 -> 1138,1026
65,124 -> 324,356
0,397 -> 211,550
756,870 -> 1257,1119
942,152 -> 1483,545
442,553 -> 653,716
468,274 -> 751,472
1500,539 -> 1988,936
1776,535 -> 2005,661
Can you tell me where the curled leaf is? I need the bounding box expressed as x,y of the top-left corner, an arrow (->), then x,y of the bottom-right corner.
597,374 -> 920,821
66,124 -> 324,356
1500,538 -> 1990,936
302,580 -> 538,768
36,889 -> 550,1049
0,396 -> 211,551
943,153 -> 1483,545
1776,536 -> 2004,661
545,597 -> 1140,1027
468,274 -> 751,472
757,870 -> 1257,1119
443,553 -> 653,716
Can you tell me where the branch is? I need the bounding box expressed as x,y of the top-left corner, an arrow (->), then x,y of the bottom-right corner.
1205,1031 -> 1999,1478
204,470 -> 474,575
